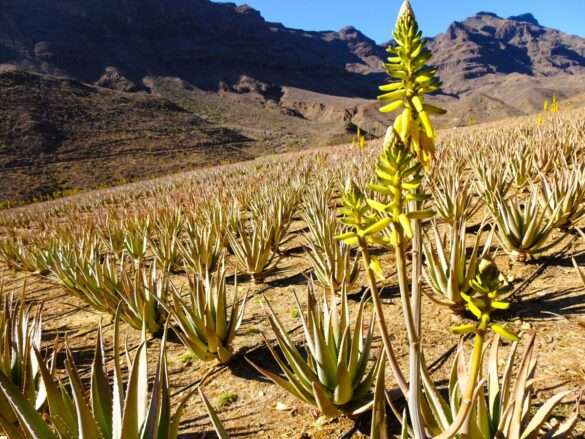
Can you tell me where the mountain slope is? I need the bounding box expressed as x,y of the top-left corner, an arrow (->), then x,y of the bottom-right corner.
2,2 -> 585,201
0,0 -> 384,97
429,12 -> 585,94
0,70 -> 252,200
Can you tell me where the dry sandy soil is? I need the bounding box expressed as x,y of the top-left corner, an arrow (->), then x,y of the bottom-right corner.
1,188 -> 583,438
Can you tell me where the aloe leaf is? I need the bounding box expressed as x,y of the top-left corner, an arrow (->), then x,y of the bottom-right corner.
32,348 -> 76,438
370,358 -> 389,439
65,348 -> 102,439
0,371 -> 59,439
120,342 -> 148,438
520,391 -> 571,439
91,325 -> 113,439
312,382 -> 340,418
199,389 -> 229,439
141,328 -> 168,439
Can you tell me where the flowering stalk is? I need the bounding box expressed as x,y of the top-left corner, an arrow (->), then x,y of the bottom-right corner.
437,259 -> 518,439
338,180 -> 409,396
375,1 -> 444,435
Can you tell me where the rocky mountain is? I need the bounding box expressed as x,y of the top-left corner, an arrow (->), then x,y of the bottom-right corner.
429,12 -> 585,94
1,1 -> 585,201
0,0 -> 385,97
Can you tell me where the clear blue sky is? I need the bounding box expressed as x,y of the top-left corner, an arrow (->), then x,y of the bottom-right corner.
222,0 -> 585,43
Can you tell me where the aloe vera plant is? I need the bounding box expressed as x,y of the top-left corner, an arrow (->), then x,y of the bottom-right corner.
373,258 -> 523,438
168,259 -> 247,363
429,168 -> 481,225
228,212 -> 279,283
539,159 -> 585,230
248,285 -> 378,417
249,187 -> 298,253
151,218 -> 184,274
473,158 -> 511,203
49,239 -> 117,314
117,261 -> 170,334
0,312 -> 228,439
123,216 -> 150,262
414,334 -> 581,438
303,197 -> 359,296
179,222 -> 223,276
336,1 -> 448,434
0,293 -> 47,430
487,190 -> 566,261
0,235 -> 53,274
98,218 -> 126,258
51,245 -> 169,334
423,221 -> 493,312
506,141 -> 535,189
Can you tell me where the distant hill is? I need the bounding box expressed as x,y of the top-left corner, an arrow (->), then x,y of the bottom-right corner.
0,70 -> 251,200
1,1 -> 585,200
429,12 -> 585,94
0,0 -> 385,97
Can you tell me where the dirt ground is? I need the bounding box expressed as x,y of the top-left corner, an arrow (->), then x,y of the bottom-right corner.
1,208 -> 583,438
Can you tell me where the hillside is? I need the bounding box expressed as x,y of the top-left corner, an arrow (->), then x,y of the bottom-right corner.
0,107 -> 583,437
0,70 -> 252,200
2,1 -> 585,201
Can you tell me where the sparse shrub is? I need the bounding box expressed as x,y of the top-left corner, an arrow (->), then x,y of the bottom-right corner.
216,391 -> 238,408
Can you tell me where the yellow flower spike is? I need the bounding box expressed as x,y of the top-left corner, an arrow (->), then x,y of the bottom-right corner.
400,107 -> 412,141
461,292 -> 483,320
370,257 -> 386,281
378,0 -> 444,168
335,232 -> 357,242
398,214 -> 413,238
380,82 -> 402,92
363,218 -> 393,237
381,100 -> 403,113
367,201 -> 390,214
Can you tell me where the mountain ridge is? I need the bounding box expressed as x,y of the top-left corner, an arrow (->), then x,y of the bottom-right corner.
2,1 -> 585,201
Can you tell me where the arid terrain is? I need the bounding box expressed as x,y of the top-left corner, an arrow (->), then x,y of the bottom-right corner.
2,1 -> 585,201
0,1 -> 584,437
0,106 -> 583,437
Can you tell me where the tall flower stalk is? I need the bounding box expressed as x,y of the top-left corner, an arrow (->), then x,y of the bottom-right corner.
339,1 -> 444,436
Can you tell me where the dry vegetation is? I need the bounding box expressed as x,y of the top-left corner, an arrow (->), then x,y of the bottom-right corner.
0,2 -> 584,438
0,104 -> 583,437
